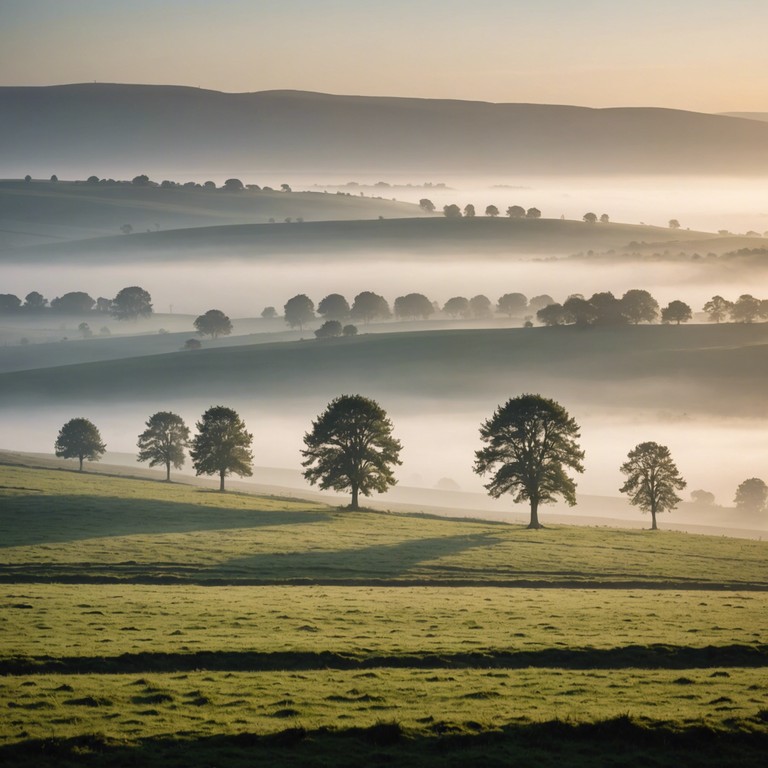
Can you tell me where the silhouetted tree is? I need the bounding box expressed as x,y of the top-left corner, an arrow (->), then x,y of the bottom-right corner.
463,204 -> 476,218
223,178 -> 244,191
281,183 -> 292,192
526,207 -> 541,219
690,489 -> 715,506
342,324 -> 358,337
96,297 -> 112,313
443,204 -> 462,218
600,213 -> 610,224
485,205 -> 500,217
619,442 -> 686,530
50,292 -> 95,314
23,291 -> 47,311
661,300 -> 692,325
621,289 -> 659,324
563,295 -> 597,326
394,293 -> 434,320
474,394 -> 585,529
317,293 -> 350,321
87,175 -> 99,184
497,293 -> 528,317
583,212 -> 598,224
589,291 -> 628,325
351,291 -> 391,323
506,205 -> 525,218
0,294 -> 21,312
301,394 -> 402,510
50,174 -> 58,182
120,223 -> 133,235
469,294 -> 492,319
78,322 -> 92,339
194,309 -> 233,338
190,406 -> 253,492
261,306 -> 277,319
132,174 -> 150,186
315,320 -> 343,338
669,219 -> 681,229
703,295 -> 732,323
55,417 -> 106,472
730,294 -> 761,323
137,411 -> 190,481
734,478 -> 768,514
111,286 -> 153,320
537,302 -> 567,326
443,296 -> 471,318
284,294 -> 315,330
529,294 -> 556,313
419,198 -> 436,212
183,338 -> 202,350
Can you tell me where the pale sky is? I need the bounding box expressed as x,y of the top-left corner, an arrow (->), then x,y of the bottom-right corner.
1,0 -> 766,112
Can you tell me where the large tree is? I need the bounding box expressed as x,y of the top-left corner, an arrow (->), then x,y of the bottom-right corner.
23,291 -> 48,311
350,291 -> 391,324
734,478 -> 768,514
190,406 -> 253,492
497,293 -> 528,318
111,286 -> 153,320
317,293 -> 350,321
474,394 -> 585,529
703,295 -> 733,323
301,394 -> 402,510
469,294 -> 492,319
621,289 -> 659,324
50,292 -> 95,314
661,300 -> 692,325
55,417 -> 106,472
443,296 -> 471,318
284,294 -> 315,330
194,309 -> 233,338
730,294 -> 761,323
137,411 -> 190,481
394,293 -> 434,320
619,442 -> 686,530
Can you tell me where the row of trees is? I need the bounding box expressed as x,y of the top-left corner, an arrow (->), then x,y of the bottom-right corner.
29,174 -> 291,193
536,291 -> 691,326
54,394 -> 761,527
0,286 -> 153,320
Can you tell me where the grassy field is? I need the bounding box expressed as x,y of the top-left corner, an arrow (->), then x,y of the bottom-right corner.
1,464 -> 766,765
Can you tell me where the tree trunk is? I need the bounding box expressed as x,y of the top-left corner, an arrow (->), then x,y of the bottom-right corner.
219,470 -> 226,492
166,461 -> 171,482
350,484 -> 359,511
78,455 -> 84,472
528,499 -> 543,529
650,508 -> 658,530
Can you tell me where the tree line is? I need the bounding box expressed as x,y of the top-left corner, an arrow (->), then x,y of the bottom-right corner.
0,286 -> 153,319
53,394 -> 765,527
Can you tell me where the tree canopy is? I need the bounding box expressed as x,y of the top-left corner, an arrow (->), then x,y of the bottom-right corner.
284,294 -> 315,330
485,204 -> 500,217
111,286 -> 153,321
350,291 -> 391,323
469,294 -> 492,319
619,442 -> 686,530
621,289 -> 659,324
474,394 -> 585,528
443,204 -> 462,218
194,309 -> 233,338
317,293 -> 350,321
54,417 -> 106,472
301,394 -> 402,510
734,478 -> 768,514
497,293 -> 528,317
443,296 -> 471,318
137,411 -> 190,481
51,292 -> 95,314
315,320 -> 342,339
703,295 -> 733,323
394,293 -> 434,320
190,406 -> 253,492
661,300 -> 692,325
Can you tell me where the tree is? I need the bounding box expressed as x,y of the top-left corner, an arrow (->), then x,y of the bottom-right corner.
469,294 -> 492,319
0,294 -> 21,312
474,394 -> 585,529
87,175 -> 100,184
223,178 -> 244,191
537,303 -> 567,326
619,442 -> 686,530
463,204 -> 476,218
394,293 -> 434,320
351,291 -> 391,323
190,406 -> 253,491
284,294 -> 315,330
342,324 -> 358,337
78,322 -> 92,339
661,300 -> 692,325
23,291 -> 48,311
137,411 -> 190,481
111,286 -> 153,321
703,295 -> 732,323
183,338 -> 202,350
506,205 -> 525,218
132,174 -> 150,186
583,212 -> 598,224
730,294 -> 761,323
315,320 -> 342,338
419,198 -> 436,213
734,478 -> 768,514
690,489 -> 715,506
443,203 -> 462,218
55,417 -> 106,472
50,292 -> 95,313
261,306 -> 277,319
485,205 -> 500,217
529,294 -> 556,313
497,293 -> 528,317
443,296 -> 471,318
194,309 -> 233,338
280,183 -> 292,192
589,292 -> 628,326
120,223 -> 133,235
526,207 -> 541,219
621,289 -> 659,324
563,295 -> 597,326
669,219 -> 681,229
301,394 -> 402,510
317,293 -> 350,321
599,213 -> 610,224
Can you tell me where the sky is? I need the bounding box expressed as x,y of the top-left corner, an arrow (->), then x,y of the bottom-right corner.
1,0 -> 767,112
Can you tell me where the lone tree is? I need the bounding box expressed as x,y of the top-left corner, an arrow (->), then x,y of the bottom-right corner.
137,411 -> 190,481
619,442 -> 686,530
474,394 -> 585,529
734,478 -> 768,514
55,417 -> 106,472
284,294 -> 315,330
111,286 -> 153,321
190,406 -> 253,491
661,300 -> 692,325
194,309 -> 233,338
301,394 -> 402,510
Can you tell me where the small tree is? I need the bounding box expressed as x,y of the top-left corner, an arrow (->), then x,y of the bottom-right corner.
315,320 -> 342,338
485,204 -> 500,217
223,178 -> 244,191
317,293 -> 350,321
529,294 -> 556,313
619,442 -> 686,530
703,295 -> 732,323
690,489 -> 715,506
284,294 -> 315,330
137,411 -> 190,481
669,219 -> 681,229
342,324 -> 358,337
661,300 -> 692,325
190,406 -> 253,492
55,417 -> 106,472
120,224 -> 133,235
474,394 -> 585,528
194,309 -> 233,338
526,207 -> 541,219
261,306 -> 277,319
443,204 -> 462,218
111,286 -> 153,320
734,478 -> 768,514
183,338 -> 202,350
419,198 -> 436,212
78,322 -> 92,339
463,204 -> 476,218
506,205 -> 525,218
599,213 -> 610,224
301,394 -> 402,510
583,212 -> 598,224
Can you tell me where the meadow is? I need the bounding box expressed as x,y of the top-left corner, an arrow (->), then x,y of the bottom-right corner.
1,463 -> 767,765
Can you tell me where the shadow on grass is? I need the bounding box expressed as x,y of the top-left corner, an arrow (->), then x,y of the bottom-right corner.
2,716 -> 767,768
3,643 -> 767,675
0,494 -> 330,548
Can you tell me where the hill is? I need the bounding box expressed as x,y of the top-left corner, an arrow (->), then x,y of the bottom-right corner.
3,84 -> 768,177
0,179 -> 425,248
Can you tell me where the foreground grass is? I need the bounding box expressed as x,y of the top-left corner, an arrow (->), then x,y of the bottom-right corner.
1,465 -> 766,587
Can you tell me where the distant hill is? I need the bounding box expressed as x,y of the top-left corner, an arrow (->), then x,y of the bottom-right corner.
721,112 -> 768,123
3,84 -> 768,177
